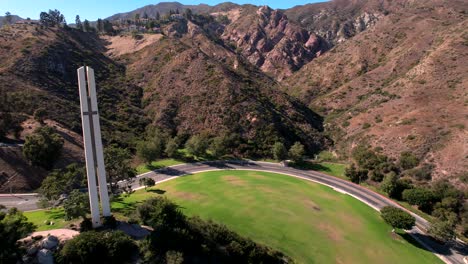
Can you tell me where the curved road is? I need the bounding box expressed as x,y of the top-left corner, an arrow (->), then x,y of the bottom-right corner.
1,160 -> 466,263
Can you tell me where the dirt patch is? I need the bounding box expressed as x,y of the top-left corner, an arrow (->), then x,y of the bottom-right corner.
318,222 -> 344,242
337,211 -> 362,230
258,186 -> 277,194
223,175 -> 247,186
20,229 -> 79,242
171,191 -> 203,201
102,34 -> 163,57
250,173 -> 267,180
389,231 -> 403,241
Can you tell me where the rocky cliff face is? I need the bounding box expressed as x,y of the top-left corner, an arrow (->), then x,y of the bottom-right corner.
221,6 -> 329,81
285,0 -> 388,45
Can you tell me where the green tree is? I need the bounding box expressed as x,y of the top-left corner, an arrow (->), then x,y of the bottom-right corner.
137,140 -> 162,164
134,13 -> 140,24
83,19 -> 91,32
0,112 -> 13,139
4,12 -> 13,25
399,151 -> 419,170
428,220 -> 456,243
352,145 -> 387,170
75,15 -> 83,31
380,206 -> 415,232
380,172 -> 403,199
156,11 -> 161,21
209,136 -> 228,158
33,107 -> 47,124
272,142 -> 287,161
165,138 -> 179,158
0,206 -> 36,263
63,190 -> 90,220
185,134 -> 210,158
288,142 -> 305,163
139,177 -> 156,191
103,20 -> 114,35
59,231 -> 137,263
38,163 -> 85,202
345,164 -> 368,183
104,146 -> 136,194
402,188 -> 436,212
184,9 -> 192,19
96,18 -> 103,32
23,126 -> 64,169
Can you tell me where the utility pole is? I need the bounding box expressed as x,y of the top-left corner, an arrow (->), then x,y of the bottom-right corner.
77,66 -> 111,228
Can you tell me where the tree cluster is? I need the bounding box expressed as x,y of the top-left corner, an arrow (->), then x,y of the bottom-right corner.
0,112 -> 23,139
23,126 -> 64,170
347,144 -> 468,242
272,141 -> 306,163
137,197 -> 291,263
39,9 -> 66,27
104,145 -> 137,194
38,163 -> 86,206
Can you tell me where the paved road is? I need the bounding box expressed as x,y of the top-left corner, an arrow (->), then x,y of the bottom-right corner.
0,193 -> 40,211
1,160 -> 466,263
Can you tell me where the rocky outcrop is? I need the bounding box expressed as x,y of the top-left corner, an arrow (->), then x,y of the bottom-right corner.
285,0 -> 388,45
310,11 -> 382,44
221,6 -> 328,81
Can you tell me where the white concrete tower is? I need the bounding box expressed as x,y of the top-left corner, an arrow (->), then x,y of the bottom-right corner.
77,66 -> 111,228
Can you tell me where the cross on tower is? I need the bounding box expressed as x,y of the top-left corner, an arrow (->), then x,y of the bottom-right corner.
77,66 -> 111,228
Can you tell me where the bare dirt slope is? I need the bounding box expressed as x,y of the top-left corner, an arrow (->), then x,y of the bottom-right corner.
102,34 -> 163,57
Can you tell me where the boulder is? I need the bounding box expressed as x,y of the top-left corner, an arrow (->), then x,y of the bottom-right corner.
41,235 -> 59,249
37,249 -> 54,264
27,246 -> 38,256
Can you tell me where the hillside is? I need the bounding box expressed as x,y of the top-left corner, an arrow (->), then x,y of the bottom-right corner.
284,0 -> 468,183
0,24 -> 147,191
116,19 -> 328,156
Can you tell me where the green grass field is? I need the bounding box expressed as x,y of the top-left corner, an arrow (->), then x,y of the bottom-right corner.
113,170 -> 440,264
24,208 -> 72,231
24,169 -> 441,263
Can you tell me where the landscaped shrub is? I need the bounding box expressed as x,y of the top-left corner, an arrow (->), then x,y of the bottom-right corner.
58,231 -> 137,263
380,206 -> 415,232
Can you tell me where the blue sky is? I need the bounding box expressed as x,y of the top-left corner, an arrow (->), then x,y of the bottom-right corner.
1,0 -> 325,21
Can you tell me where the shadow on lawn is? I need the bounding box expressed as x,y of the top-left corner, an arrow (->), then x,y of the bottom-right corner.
148,189 -> 166,194
45,210 -> 65,220
111,196 -> 139,216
